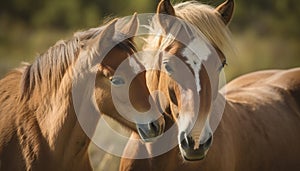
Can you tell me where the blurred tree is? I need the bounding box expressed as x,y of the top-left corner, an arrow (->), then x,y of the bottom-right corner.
0,0 -> 156,30
0,0 -> 299,78
0,1 -> 299,170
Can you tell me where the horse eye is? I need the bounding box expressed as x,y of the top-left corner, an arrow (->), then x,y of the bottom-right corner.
110,76 -> 125,86
163,62 -> 173,75
222,60 -> 228,68
218,60 -> 227,72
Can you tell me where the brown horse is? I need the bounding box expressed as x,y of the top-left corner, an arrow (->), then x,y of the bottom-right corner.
120,0 -> 300,170
0,14 -> 164,171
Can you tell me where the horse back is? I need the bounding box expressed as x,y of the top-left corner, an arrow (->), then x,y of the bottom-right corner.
224,68 -> 300,170
226,68 -> 300,108
266,68 -> 300,107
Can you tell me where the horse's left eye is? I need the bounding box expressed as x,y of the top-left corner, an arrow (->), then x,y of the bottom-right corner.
110,76 -> 125,86
163,62 -> 174,75
222,60 -> 228,68
218,60 -> 227,71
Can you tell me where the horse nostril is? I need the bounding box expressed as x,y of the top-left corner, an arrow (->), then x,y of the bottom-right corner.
200,133 -> 213,150
180,132 -> 188,148
180,132 -> 212,161
149,121 -> 159,133
138,127 -> 147,138
180,132 -> 194,149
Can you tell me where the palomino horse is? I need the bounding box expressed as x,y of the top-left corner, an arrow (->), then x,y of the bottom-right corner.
0,15 -> 164,171
120,0 -> 300,170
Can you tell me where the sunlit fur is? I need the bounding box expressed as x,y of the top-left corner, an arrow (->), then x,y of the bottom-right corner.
141,0 -> 235,152
121,1 -> 235,167
174,1 -> 235,59
0,17 -> 153,171
120,1 -> 300,171
143,1 -> 235,66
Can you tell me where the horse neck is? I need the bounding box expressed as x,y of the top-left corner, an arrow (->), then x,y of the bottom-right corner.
23,70 -> 92,170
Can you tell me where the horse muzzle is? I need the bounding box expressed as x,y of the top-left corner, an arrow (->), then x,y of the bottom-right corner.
136,116 -> 165,142
179,131 -> 213,161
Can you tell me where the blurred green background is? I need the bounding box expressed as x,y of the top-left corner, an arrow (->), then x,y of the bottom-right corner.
0,0 -> 299,170
0,0 -> 299,79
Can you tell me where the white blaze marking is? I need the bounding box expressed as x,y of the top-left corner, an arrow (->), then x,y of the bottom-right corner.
177,89 -> 196,136
129,57 -> 142,74
182,38 -> 211,93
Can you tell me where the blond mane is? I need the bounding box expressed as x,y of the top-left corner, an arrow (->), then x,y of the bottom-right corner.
143,1 -> 235,68
19,26 -> 107,100
174,1 -> 235,59
19,21 -> 136,101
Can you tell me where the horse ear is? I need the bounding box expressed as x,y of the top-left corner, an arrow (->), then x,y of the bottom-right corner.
91,19 -> 117,56
215,0 -> 234,25
117,13 -> 139,39
157,0 -> 175,16
99,19 -> 118,40
156,0 -> 176,34
100,19 -> 117,44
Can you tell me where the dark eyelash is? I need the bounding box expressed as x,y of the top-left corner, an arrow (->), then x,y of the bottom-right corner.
222,60 -> 228,68
218,60 -> 228,72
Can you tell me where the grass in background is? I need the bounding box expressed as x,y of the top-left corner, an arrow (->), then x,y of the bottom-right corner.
0,0 -> 299,170
0,24 -> 74,77
226,30 -> 300,81
1,27 -> 299,81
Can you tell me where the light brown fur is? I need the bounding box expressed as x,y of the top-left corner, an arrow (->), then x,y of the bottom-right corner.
0,16 -> 152,171
120,1 -> 300,170
121,65 -> 300,171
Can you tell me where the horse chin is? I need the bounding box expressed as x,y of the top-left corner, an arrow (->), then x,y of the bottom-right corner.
183,155 -> 205,162
139,134 -> 162,143
179,145 -> 208,161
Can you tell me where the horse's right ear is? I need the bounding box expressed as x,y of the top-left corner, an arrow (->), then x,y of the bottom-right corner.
157,0 -> 175,16
156,0 -> 176,34
215,0 -> 234,25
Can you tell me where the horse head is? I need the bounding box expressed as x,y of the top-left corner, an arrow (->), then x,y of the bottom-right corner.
75,14 -> 165,142
150,0 -> 234,160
